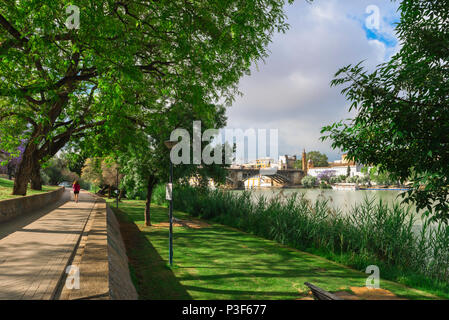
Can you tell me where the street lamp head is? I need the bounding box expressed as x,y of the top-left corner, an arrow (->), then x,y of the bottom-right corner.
164,140 -> 178,150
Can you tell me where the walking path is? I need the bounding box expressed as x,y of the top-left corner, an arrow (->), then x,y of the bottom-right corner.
0,190 -> 97,300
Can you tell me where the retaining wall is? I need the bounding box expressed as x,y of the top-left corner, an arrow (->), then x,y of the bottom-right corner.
58,199 -> 138,300
0,187 -> 65,223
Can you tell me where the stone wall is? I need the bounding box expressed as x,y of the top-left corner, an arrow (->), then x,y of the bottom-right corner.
0,187 -> 65,223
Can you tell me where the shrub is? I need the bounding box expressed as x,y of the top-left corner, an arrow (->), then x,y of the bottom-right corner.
152,184 -> 168,206
358,174 -> 370,184
301,175 -> 317,188
346,176 -> 360,183
329,176 -> 340,184
319,181 -> 332,189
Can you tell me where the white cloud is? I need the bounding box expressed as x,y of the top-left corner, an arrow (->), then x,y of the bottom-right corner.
368,39 -> 387,62
225,0 -> 401,161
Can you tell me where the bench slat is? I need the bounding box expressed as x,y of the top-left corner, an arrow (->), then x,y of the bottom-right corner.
304,282 -> 343,300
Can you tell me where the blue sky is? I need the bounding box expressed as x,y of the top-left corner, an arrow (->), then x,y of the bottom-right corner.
356,7 -> 400,56
224,0 -> 401,162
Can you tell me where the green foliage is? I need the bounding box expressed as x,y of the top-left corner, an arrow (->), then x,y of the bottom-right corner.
322,1 -> 449,222
330,175 -> 347,184
0,0 -> 296,195
114,103 -> 232,205
152,184 -> 168,206
319,181 -> 332,189
41,155 -> 91,189
301,175 -> 317,188
306,151 -> 329,167
81,158 -> 103,186
61,151 -> 87,176
346,176 -> 360,184
172,186 -> 449,296
41,158 -> 67,185
329,176 -> 339,184
112,197 -> 438,300
368,166 -> 395,185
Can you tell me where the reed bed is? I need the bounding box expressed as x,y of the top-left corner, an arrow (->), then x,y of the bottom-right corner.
153,184 -> 449,297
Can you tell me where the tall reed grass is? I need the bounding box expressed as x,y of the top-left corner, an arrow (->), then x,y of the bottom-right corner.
155,185 -> 449,296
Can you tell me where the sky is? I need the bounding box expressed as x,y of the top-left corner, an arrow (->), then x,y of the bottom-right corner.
223,0 -> 401,162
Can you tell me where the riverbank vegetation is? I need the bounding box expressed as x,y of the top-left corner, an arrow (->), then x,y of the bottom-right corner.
111,198 -> 437,300
322,1 -> 449,222
301,166 -> 398,190
152,185 -> 449,298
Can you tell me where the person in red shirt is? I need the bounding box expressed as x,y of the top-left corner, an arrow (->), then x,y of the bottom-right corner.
73,180 -> 81,203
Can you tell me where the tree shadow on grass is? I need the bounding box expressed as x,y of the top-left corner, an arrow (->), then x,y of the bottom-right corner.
114,202 -> 435,300
139,227 -> 372,299
113,207 -> 192,300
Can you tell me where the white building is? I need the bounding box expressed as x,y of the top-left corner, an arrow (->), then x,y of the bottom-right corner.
306,153 -> 368,178
307,164 -> 366,178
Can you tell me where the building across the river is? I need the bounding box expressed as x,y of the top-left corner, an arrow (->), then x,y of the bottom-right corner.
304,151 -> 366,178
278,155 -> 297,170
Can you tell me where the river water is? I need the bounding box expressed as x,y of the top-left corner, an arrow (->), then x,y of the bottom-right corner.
230,188 -> 426,227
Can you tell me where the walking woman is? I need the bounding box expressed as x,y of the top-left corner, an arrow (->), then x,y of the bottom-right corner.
73,180 -> 81,203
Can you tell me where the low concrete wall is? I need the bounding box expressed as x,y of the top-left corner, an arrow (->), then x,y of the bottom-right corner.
58,199 -> 138,300
0,187 -> 65,223
107,204 -> 139,300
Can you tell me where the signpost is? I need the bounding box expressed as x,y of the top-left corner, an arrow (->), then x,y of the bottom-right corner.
164,140 -> 178,266
166,183 -> 172,201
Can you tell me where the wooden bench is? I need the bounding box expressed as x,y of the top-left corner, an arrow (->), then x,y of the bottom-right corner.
304,282 -> 343,300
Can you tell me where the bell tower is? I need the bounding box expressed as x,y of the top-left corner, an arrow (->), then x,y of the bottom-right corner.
302,149 -> 307,174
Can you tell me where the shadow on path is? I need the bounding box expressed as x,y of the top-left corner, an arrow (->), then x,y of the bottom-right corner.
0,190 -> 70,241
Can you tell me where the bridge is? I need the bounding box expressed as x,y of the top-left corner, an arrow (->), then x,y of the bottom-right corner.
226,168 -> 305,188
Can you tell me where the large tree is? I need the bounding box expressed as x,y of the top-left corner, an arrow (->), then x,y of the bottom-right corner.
306,151 -> 329,168
113,98 -> 230,226
0,0 -> 295,195
321,0 -> 449,222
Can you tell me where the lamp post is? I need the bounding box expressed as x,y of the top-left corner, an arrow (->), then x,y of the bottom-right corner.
164,140 -> 177,266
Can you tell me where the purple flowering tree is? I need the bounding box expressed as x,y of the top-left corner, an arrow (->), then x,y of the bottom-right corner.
0,145 -> 24,180
317,170 -> 336,183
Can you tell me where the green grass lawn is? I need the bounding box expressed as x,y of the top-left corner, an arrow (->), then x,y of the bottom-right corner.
0,178 -> 59,201
111,199 -> 439,300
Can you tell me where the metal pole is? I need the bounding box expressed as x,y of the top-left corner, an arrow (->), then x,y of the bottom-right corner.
169,161 -> 173,266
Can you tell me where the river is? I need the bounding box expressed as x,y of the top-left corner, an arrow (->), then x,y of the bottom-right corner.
230,188 -> 426,227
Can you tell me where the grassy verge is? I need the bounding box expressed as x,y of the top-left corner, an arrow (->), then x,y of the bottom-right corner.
110,199 -> 438,300
159,186 -> 449,299
0,178 -> 59,201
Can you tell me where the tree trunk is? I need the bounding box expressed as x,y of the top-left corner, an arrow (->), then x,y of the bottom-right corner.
145,175 -> 157,227
7,162 -> 14,180
30,159 -> 42,190
13,144 -> 37,195
98,185 -> 107,195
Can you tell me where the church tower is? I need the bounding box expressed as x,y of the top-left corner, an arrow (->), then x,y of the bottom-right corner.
302,149 -> 307,174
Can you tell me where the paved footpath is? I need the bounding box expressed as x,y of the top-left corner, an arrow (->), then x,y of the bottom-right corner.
0,190 -> 97,300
